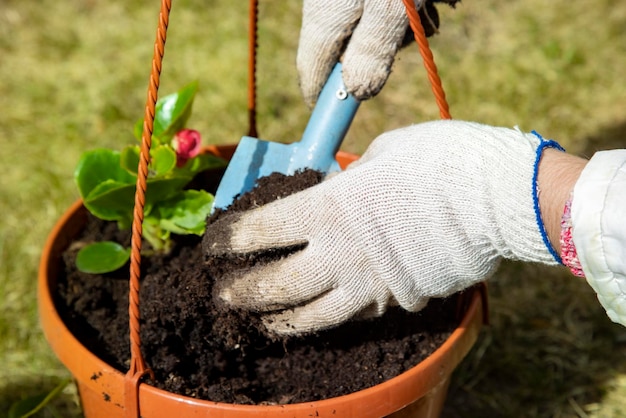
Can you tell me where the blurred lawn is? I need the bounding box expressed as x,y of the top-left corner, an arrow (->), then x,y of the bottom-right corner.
1,0 -> 626,416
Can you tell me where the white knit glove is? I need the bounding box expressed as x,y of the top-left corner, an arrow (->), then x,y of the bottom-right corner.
203,120 -> 560,335
297,0 -> 416,106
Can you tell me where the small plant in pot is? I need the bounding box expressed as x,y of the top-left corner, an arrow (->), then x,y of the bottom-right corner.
71,81 -> 225,275
38,82 -> 486,418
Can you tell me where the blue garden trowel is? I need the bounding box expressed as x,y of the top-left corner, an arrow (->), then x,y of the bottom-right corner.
211,62 -> 360,211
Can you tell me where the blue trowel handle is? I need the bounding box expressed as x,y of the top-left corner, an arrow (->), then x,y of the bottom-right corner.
296,63 -> 360,170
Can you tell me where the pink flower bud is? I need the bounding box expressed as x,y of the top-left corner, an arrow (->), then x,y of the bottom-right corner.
172,129 -> 202,167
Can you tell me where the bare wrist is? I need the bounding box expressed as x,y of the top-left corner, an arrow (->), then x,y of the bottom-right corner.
537,149 -> 587,255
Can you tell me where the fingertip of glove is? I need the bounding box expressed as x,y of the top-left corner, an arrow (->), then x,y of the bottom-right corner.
218,286 -> 233,304
347,83 -> 381,102
342,60 -> 390,101
202,212 -> 242,256
263,310 -> 313,337
298,73 -> 327,109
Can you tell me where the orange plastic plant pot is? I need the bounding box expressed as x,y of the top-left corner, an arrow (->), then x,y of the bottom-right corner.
38,146 -> 485,418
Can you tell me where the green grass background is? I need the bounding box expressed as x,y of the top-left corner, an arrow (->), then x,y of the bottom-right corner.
2,0 -> 626,416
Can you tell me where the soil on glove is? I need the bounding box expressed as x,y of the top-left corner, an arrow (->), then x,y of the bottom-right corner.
55,167 -> 461,404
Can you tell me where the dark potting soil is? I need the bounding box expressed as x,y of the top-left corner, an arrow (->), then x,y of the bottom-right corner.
55,168 -> 460,404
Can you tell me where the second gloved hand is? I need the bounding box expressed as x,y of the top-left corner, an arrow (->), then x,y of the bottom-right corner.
297,0 -> 415,106
203,120 -> 559,335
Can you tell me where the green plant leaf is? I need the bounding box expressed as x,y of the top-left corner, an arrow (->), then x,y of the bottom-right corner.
177,152 -> 227,177
144,176 -> 193,207
8,378 -> 71,418
76,241 -> 131,274
82,174 -> 198,226
83,180 -> 136,223
132,120 -> 165,148
150,145 -> 177,176
142,219 -> 172,252
152,81 -> 198,141
132,82 -> 197,142
133,118 -> 144,142
74,149 -> 136,200
120,145 -> 177,177
152,190 -> 214,235
120,145 -> 140,175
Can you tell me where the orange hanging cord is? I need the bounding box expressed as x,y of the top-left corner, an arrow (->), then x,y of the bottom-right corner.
125,0 -> 170,417
401,0 -> 452,120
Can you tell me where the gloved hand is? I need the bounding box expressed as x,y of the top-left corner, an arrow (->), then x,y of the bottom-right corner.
203,120 -> 561,335
297,0 -> 416,107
